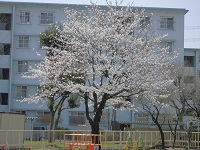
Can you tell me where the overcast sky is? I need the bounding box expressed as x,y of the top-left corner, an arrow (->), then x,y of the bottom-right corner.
1,0 -> 200,48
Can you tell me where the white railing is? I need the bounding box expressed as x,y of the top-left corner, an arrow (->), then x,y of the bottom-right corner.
0,130 -> 199,149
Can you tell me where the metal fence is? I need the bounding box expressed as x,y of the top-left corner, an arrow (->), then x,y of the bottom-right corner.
0,130 -> 200,150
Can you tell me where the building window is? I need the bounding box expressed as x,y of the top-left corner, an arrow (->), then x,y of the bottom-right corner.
0,43 -> 10,55
19,36 -> 29,48
0,93 -> 8,105
184,76 -> 195,83
160,41 -> 173,52
20,11 -> 31,24
18,61 -> 28,72
184,56 -> 195,67
16,86 -> 27,98
140,16 -> 150,28
37,111 -> 50,124
40,12 -> 54,24
69,112 -> 85,125
0,68 -> 9,79
0,13 -> 11,30
160,17 -> 174,29
137,113 -> 148,122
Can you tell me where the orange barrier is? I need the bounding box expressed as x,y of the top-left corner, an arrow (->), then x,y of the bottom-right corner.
64,133 -> 102,150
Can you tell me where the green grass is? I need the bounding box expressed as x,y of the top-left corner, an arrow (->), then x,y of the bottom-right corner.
23,140 -> 68,149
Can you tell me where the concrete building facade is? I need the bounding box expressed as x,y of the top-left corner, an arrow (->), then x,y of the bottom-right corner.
0,1 -> 188,129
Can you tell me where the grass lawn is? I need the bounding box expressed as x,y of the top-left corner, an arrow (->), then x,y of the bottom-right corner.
24,140 -> 68,149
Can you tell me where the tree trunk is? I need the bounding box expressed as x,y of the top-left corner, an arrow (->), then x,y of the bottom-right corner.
158,125 -> 165,150
54,99 -> 64,130
168,119 -> 178,149
54,109 -> 61,130
172,121 -> 178,149
91,120 -> 99,135
91,120 -> 100,142
172,134 -> 176,149
84,92 -> 107,150
187,128 -> 192,150
154,120 -> 165,150
179,116 -> 184,130
49,109 -> 55,143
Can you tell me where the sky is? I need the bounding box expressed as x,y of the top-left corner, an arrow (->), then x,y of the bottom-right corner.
2,0 -> 200,48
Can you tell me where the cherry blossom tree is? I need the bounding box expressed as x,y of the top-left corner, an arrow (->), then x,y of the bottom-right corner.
24,2 -> 176,145
23,23 -> 82,142
60,2 -> 176,135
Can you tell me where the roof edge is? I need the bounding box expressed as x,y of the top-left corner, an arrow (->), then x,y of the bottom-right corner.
0,0 -> 188,14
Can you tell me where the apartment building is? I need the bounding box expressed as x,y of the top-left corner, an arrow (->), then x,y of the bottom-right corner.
0,1 -> 188,129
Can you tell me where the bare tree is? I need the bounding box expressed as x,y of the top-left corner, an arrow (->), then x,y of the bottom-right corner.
168,65 -> 200,149
138,93 -> 173,150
